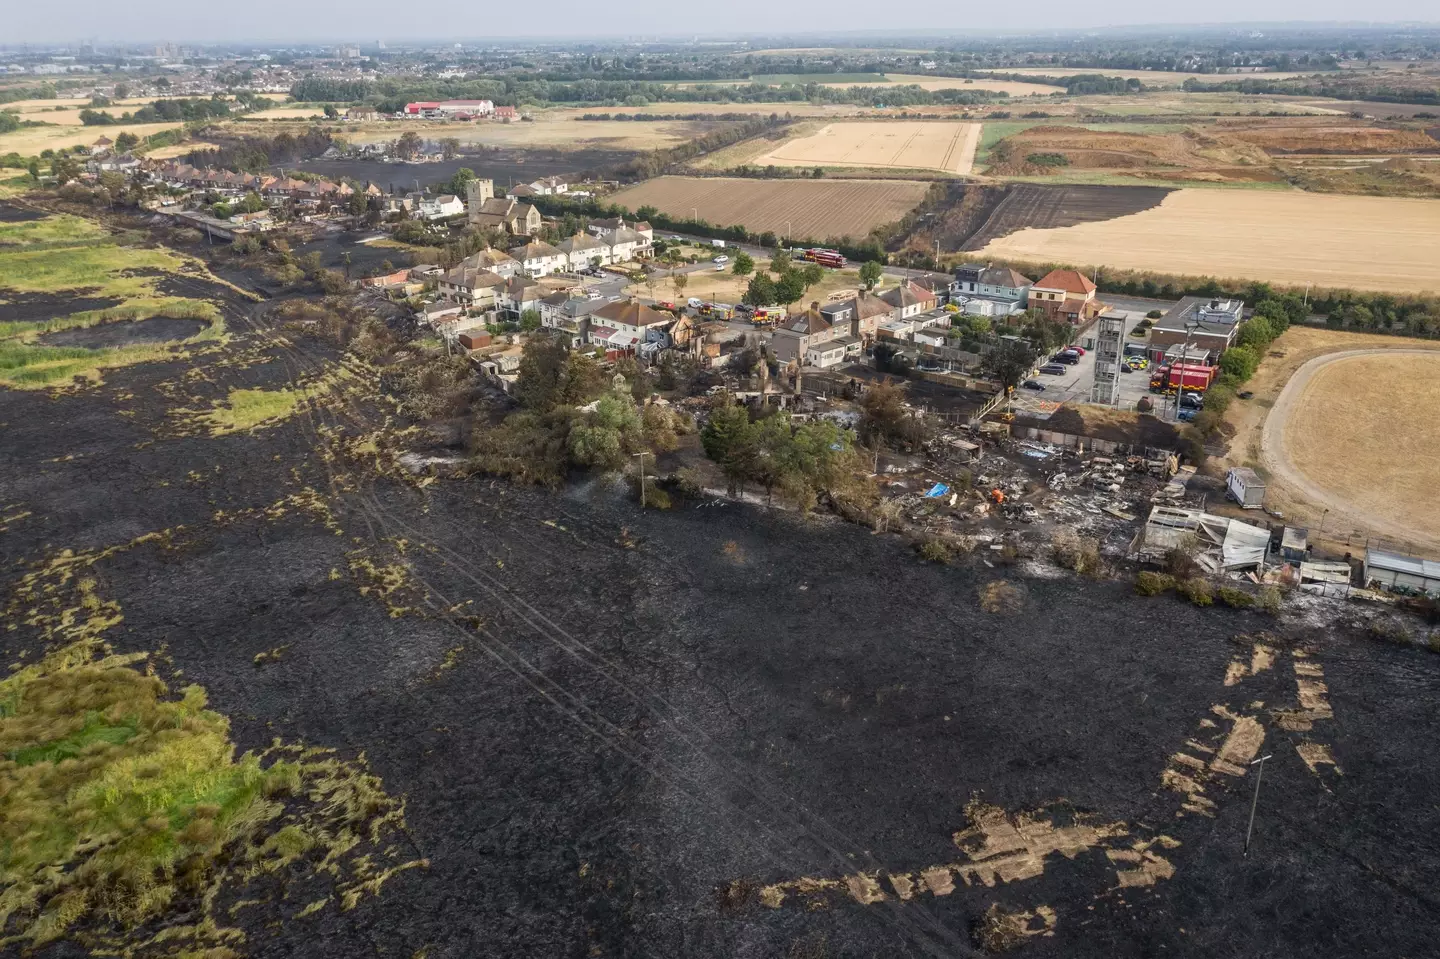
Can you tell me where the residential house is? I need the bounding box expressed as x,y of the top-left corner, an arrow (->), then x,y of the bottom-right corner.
91,135 -> 114,155
1147,297 -> 1246,364
556,232 -> 611,271
880,281 -> 938,322
436,99 -> 494,117
416,299 -> 465,324
605,227 -> 651,262
471,195 -> 540,235
805,340 -> 850,369
820,290 -> 892,344
539,292 -> 609,336
1029,269 -> 1101,324
952,265 -> 1033,317
770,308 -> 842,365
92,152 -> 141,173
438,260 -> 507,311
587,300 -> 675,351
418,194 -> 464,220
532,176 -> 568,195
497,275 -> 544,318
506,183 -> 539,199
494,105 -> 518,121
509,239 -> 567,278
588,217 -> 653,244
463,247 -> 519,278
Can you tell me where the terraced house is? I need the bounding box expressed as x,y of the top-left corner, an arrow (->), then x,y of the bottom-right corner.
952,265 -> 1033,317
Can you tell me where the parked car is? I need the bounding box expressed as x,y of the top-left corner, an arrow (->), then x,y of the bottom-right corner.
687,297 -> 703,309
712,255 -> 729,264
1119,364 -> 1133,374
1180,393 -> 1204,409
1038,363 -> 1067,375
1177,408 -> 1198,422
1051,352 -> 1079,365
1022,379 -> 1046,391
734,304 -> 755,315
1069,347 -> 1086,355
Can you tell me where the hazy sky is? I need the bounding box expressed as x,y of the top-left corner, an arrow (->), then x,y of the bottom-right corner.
5,2 -> 1436,45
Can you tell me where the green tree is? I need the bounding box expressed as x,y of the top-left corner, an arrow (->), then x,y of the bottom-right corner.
516,337 -> 605,411
1218,346 -> 1260,383
569,391 -> 643,470
323,104 -> 339,119
731,250 -> 754,277
982,339 -> 1036,391
236,192 -> 266,214
394,131 -> 422,159
440,137 -> 461,160
212,201 -> 233,218
858,260 -> 884,290
800,263 -> 824,293
1236,315 -> 1274,350
770,249 -> 792,275
774,272 -> 806,307
672,272 -> 688,301
701,401 -> 757,495
114,131 -> 139,151
743,273 -> 777,307
519,309 -> 542,332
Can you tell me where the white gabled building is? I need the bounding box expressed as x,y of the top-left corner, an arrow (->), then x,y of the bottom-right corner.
508,239 -> 567,278
556,232 -> 611,271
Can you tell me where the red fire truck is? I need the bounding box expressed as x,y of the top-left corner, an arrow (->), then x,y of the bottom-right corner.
801,248 -> 846,268
1148,363 -> 1217,394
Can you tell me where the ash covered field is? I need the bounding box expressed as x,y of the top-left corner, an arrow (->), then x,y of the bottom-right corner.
4,284 -> 1440,958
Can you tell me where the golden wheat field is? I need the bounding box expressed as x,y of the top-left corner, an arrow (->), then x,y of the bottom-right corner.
752,121 -> 981,174
976,188 -> 1440,293
607,176 -> 930,239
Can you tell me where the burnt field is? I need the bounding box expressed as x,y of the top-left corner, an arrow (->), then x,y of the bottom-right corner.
290,147 -> 639,194
4,260 -> 1440,957
960,183 -> 1173,251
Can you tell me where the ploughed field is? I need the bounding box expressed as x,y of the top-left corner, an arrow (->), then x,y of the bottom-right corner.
974,188 -> 1440,293
607,175 -> 930,241
752,120 -> 981,175
3,218 -> 1440,957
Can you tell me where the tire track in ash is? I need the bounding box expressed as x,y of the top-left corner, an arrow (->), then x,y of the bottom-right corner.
207,293 -> 974,956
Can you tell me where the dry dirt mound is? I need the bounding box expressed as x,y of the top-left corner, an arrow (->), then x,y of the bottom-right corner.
1219,122 -> 1440,154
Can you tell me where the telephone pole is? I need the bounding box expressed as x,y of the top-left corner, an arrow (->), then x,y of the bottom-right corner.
633,451 -> 648,507
1243,754 -> 1273,857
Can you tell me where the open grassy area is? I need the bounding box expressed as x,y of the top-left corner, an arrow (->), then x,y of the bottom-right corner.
0,214 -> 226,389
192,386 -> 305,434
0,212 -> 111,249
748,72 -> 891,85
0,553 -> 418,954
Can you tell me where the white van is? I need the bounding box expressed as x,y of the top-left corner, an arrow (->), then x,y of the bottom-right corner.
687,297 -> 703,309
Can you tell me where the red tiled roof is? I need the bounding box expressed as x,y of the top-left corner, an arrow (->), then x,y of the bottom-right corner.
1034,269 -> 1096,295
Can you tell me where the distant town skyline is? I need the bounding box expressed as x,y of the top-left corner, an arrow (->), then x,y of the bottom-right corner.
4,4 -> 1439,45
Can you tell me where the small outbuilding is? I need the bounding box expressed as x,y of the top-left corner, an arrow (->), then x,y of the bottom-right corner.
1364,548 -> 1440,595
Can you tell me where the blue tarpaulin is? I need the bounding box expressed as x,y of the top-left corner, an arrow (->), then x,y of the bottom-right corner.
923,483 -> 950,498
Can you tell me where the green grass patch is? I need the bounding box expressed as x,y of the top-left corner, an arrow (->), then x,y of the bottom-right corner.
0,212 -> 109,249
195,386 -> 303,433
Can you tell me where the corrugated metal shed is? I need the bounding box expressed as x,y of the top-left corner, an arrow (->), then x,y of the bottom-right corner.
1365,548 -> 1440,591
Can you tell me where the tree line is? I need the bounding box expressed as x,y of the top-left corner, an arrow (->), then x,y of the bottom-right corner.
1182,75 -> 1440,106
182,129 -> 336,173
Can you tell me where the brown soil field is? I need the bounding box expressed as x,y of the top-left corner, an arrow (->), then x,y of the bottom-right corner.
975,188 -> 1440,293
990,125 -> 1274,179
959,183 -> 1172,251
264,115 -> 728,152
1238,341 -> 1440,552
1216,120 -> 1440,154
608,176 -> 930,240
752,121 -> 981,175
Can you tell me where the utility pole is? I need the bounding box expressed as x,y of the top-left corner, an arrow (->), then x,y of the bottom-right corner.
1243,754 -> 1273,857
634,451 -> 648,507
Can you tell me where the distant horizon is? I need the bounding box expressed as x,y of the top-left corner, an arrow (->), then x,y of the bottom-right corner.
4,12 -> 1440,47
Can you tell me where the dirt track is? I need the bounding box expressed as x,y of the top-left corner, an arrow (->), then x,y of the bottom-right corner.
1261,348 -> 1440,553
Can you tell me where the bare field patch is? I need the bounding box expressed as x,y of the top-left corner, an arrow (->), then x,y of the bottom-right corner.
608,176 -> 929,240
1270,351 -> 1440,551
0,121 -> 185,157
273,115 -> 724,152
822,74 -> 1061,97
753,121 -> 981,175
976,188 -> 1440,293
